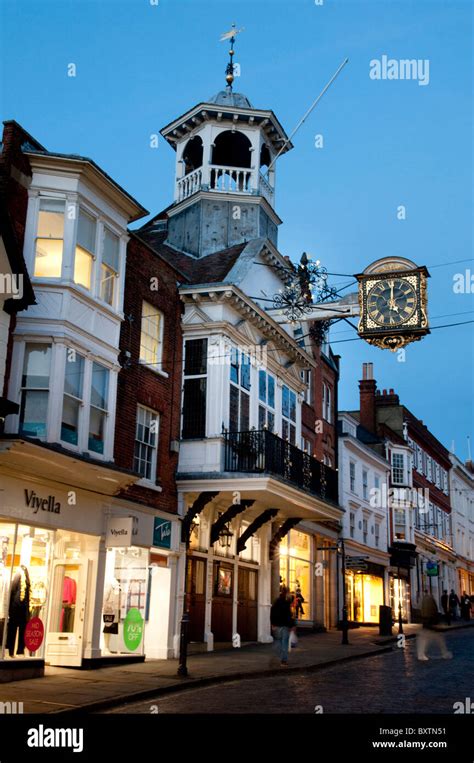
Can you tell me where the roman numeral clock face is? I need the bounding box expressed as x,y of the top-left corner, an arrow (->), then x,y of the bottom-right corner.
366,277 -> 418,327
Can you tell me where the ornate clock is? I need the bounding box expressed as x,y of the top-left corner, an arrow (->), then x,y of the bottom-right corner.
356,257 -> 430,351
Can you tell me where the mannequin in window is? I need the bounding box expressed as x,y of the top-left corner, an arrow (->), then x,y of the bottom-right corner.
6,565 -> 31,657
102,577 -> 120,651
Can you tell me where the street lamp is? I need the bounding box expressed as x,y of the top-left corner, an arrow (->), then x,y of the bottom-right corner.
218,523 -> 233,548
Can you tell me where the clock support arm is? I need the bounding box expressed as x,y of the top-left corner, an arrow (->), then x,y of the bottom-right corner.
266,291 -> 360,325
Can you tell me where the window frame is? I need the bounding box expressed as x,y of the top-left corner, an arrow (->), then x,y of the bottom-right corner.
34,198 -> 66,280
134,404 -> 160,482
349,461 -> 356,493
139,301 -> 165,371
182,338 -> 208,439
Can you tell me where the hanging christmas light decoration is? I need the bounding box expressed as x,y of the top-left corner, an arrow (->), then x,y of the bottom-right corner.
272,252 -> 340,343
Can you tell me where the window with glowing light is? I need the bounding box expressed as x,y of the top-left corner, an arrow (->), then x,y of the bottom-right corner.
34,199 -> 65,278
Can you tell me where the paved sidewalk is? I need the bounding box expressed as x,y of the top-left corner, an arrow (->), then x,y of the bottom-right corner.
1,621 -> 472,714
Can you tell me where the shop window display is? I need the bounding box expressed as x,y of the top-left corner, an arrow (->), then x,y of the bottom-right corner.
101,547 -> 149,655
390,576 -> 410,622
0,523 -> 52,660
279,530 -> 312,621
346,571 -> 384,623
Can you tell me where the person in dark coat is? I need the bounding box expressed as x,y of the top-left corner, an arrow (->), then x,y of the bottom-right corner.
460,591 -> 472,622
449,589 -> 460,620
270,586 -> 295,666
440,589 -> 450,626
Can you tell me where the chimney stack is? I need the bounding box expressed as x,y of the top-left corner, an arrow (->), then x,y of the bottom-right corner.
359,363 -> 377,434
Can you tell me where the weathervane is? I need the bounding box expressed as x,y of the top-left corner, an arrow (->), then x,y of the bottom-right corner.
220,23 -> 244,91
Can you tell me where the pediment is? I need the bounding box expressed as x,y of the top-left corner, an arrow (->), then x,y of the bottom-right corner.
182,304 -> 212,325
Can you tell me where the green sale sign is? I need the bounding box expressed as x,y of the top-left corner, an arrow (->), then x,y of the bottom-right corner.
123,608 -> 144,651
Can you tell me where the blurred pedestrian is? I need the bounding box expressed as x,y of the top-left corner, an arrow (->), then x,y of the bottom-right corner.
449,589 -> 460,620
460,591 -> 472,622
417,590 -> 452,661
440,589 -> 451,626
270,586 -> 295,666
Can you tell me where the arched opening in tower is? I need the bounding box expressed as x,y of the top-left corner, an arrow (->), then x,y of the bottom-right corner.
182,136 -> 204,175
212,131 -> 252,168
260,143 -> 271,169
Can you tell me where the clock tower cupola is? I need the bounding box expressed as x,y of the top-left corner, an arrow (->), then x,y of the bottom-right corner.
160,31 -> 292,258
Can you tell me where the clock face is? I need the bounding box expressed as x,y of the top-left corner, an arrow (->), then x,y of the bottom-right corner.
366,277 -> 418,327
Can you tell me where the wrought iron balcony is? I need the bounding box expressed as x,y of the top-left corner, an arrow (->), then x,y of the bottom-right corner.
223,428 -> 338,504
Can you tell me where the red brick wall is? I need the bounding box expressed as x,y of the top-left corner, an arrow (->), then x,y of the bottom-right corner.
0,122 -> 35,399
300,340 -> 338,469
114,234 -> 183,515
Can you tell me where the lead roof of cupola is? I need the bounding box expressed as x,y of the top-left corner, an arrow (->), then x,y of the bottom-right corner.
207,89 -> 253,108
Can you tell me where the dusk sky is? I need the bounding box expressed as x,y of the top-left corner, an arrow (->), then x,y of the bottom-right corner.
1,0 -> 472,457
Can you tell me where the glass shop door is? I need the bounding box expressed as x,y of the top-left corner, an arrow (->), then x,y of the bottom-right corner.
45,560 -> 89,666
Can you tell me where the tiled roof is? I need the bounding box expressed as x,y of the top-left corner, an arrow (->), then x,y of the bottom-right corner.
136,226 -> 247,285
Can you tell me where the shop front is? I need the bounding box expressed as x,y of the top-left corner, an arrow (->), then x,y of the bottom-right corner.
0,463 -> 163,679
345,563 -> 386,624
389,572 -> 411,623
181,503 -> 270,650
279,529 -> 312,622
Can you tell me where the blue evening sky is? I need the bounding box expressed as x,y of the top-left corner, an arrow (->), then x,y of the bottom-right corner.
1,0 -> 472,457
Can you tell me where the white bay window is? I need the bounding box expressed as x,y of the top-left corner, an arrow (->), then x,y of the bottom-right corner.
13,342 -> 113,458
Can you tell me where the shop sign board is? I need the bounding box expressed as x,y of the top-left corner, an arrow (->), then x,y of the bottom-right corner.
153,517 -> 172,549
105,517 -> 134,548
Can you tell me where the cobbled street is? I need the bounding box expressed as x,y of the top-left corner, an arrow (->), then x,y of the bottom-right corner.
106,629 -> 473,714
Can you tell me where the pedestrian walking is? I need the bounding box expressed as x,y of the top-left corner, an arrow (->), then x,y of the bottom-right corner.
417,589 -> 452,661
440,589 -> 451,626
449,589 -> 460,620
270,586 -> 295,666
460,591 -> 472,622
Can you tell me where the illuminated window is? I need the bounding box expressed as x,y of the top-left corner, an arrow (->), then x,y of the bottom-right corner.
34,199 -> 65,278
19,344 -> 51,438
140,302 -> 163,368
100,229 -> 119,305
74,210 -> 96,289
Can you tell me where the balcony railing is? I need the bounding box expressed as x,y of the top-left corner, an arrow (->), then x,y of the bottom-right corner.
209,165 -> 252,194
177,167 -> 202,202
176,166 -> 275,204
223,428 -> 338,504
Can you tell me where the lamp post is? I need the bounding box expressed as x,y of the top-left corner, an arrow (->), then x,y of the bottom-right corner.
177,540 -> 191,678
397,565 -> 404,635
339,538 -> 349,645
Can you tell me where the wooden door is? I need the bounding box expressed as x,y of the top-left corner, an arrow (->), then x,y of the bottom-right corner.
188,557 -> 206,642
211,562 -> 233,642
237,567 -> 258,642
